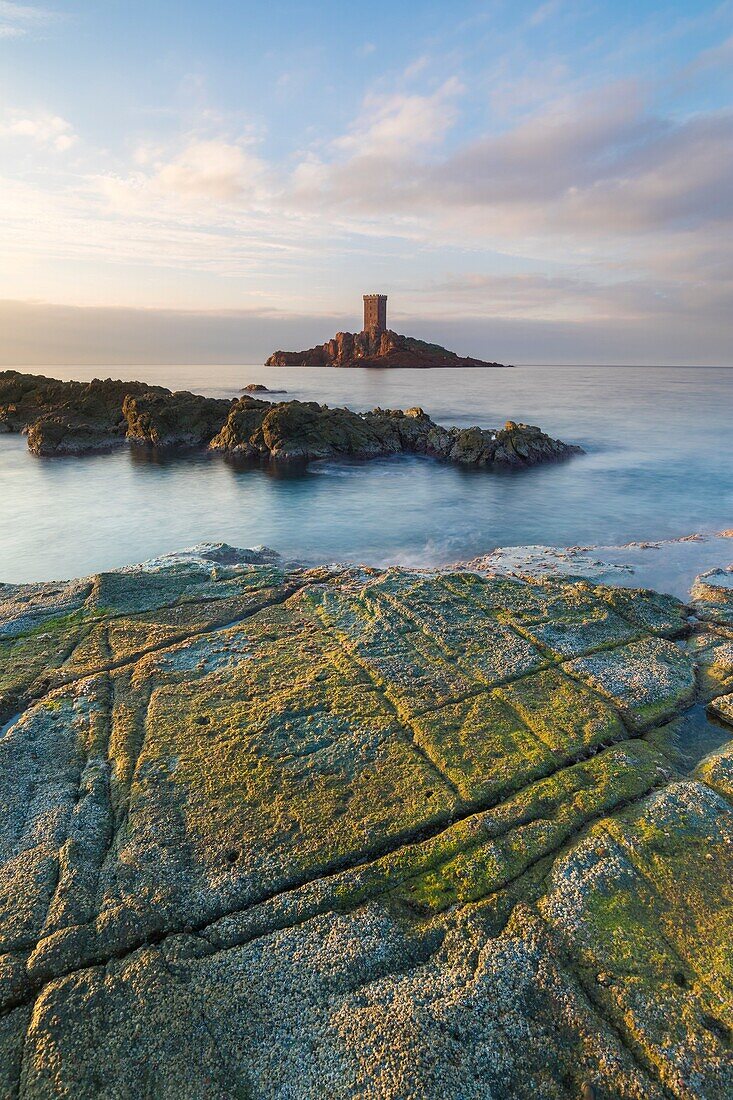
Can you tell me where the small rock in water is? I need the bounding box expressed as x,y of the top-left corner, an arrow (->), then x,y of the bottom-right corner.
241,383 -> 288,394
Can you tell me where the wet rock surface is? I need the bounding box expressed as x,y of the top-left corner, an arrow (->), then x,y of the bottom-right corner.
265,328 -> 510,368
0,545 -> 731,1098
0,370 -> 581,467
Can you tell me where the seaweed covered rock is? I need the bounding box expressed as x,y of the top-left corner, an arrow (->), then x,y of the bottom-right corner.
0,547 -> 731,1097
210,398 -> 428,460
26,415 -> 129,456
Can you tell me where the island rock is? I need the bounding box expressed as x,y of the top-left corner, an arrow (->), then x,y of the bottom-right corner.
266,328 -> 511,369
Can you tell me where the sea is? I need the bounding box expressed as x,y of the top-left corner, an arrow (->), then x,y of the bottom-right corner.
2,363 -> 732,586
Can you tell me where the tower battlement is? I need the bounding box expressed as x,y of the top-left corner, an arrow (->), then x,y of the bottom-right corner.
363,294 -> 387,333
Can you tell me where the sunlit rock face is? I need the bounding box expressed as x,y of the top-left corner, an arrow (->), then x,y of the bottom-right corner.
0,544 -> 731,1098
265,328 -> 510,368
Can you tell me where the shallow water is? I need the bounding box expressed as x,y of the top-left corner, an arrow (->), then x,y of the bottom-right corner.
2,363 -> 732,583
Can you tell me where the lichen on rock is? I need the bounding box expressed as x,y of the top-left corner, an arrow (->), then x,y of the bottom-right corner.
1,546 -> 732,1098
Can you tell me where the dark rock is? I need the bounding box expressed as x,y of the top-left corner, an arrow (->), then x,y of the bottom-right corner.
123,391 -> 233,447
210,398 -> 582,468
1,370 -> 161,456
241,384 -> 288,394
2,370 -> 582,470
0,370 -> 155,436
265,329 -> 511,369
26,416 -> 128,457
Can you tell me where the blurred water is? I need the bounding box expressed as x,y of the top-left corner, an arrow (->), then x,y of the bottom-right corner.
2,363 -> 732,583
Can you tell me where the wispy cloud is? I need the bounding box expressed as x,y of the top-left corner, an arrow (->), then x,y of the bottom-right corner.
0,1 -> 57,38
332,78 -> 463,155
285,78 -> 733,245
681,32 -> 733,76
118,138 -> 268,205
528,1 -> 563,28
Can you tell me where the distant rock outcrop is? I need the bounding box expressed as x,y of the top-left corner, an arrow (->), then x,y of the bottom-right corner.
241,383 -> 287,394
265,329 -> 510,369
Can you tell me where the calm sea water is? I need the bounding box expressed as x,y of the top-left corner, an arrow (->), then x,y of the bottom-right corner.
2,364 -> 732,583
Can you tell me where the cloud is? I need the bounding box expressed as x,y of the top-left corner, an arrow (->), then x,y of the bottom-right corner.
291,78 -> 464,217
332,78 -> 463,156
681,33 -> 733,76
96,137 -> 270,212
285,80 -> 733,247
415,269 -> 724,325
0,109 -> 77,151
0,1 -> 56,38
152,139 -> 267,201
419,271 -> 648,319
422,95 -> 733,238
0,55 -> 730,366
528,1 -> 563,28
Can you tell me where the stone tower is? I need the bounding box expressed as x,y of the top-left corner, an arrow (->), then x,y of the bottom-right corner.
363,294 -> 387,333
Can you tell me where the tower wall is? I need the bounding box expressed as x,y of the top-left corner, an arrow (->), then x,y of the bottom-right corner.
363,294 -> 387,333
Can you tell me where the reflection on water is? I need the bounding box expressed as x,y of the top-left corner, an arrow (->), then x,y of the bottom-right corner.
2,363 -> 732,583
649,705 -> 732,773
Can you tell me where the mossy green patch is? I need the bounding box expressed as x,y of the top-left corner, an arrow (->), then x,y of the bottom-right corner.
497,667 -> 626,756
389,741 -> 666,916
410,692 -> 554,802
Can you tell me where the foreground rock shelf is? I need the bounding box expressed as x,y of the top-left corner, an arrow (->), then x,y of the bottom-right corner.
0,370 -> 582,467
0,546 -> 732,1097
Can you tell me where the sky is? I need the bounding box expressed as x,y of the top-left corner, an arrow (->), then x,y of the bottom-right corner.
0,0 -> 732,365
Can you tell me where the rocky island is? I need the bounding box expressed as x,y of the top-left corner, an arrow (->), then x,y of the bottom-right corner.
265,328 -> 510,369
0,544 -> 731,1097
0,369 -> 581,468
266,294 -> 511,368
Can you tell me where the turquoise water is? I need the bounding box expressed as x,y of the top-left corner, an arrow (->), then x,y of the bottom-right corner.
2,363 -> 732,583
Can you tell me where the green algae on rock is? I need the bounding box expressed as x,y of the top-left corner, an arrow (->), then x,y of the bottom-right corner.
0,544 -> 732,1099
